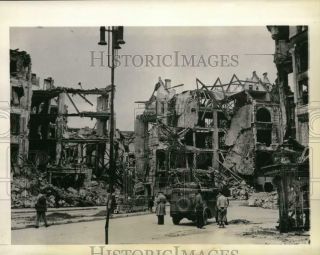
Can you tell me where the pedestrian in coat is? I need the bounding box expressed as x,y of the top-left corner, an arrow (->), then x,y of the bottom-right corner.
35,193 -> 49,228
216,191 -> 229,228
195,188 -> 205,229
155,192 -> 166,225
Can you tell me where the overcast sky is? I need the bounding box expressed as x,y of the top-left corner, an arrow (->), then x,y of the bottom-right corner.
10,27 -> 277,131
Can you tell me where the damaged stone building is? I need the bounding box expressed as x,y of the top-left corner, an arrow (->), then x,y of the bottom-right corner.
10,49 -> 135,207
135,71 -> 284,197
263,26 -> 309,232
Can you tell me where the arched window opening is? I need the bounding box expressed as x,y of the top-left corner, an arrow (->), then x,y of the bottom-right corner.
256,108 -> 271,122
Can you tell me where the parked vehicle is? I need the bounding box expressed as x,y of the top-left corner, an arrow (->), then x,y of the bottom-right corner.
170,184 -> 219,225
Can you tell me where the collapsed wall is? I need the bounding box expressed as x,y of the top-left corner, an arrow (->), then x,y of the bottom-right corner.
134,116 -> 148,182
223,104 -> 255,175
175,91 -> 198,128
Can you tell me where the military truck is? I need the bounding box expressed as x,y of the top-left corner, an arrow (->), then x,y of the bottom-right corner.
170,183 -> 219,225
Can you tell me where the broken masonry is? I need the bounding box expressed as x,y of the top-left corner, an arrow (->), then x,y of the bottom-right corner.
134,72 -> 283,197
10,49 -> 136,208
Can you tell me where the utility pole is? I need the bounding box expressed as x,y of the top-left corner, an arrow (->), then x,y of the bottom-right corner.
98,26 -> 125,244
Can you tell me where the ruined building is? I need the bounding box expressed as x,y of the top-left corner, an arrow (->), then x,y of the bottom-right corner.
263,26 -> 309,232
135,72 -> 283,197
10,50 -> 33,167
10,50 -> 135,194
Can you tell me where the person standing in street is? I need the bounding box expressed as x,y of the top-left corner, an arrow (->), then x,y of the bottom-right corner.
35,192 -> 49,228
106,187 -> 114,218
195,188 -> 205,229
216,190 -> 229,228
155,192 -> 166,225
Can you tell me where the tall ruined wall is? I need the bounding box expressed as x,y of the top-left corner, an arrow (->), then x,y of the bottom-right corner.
134,117 -> 148,181
96,95 -> 109,136
175,91 -> 198,128
223,129 -> 255,175
225,104 -> 252,146
297,119 -> 309,146
223,104 -> 255,175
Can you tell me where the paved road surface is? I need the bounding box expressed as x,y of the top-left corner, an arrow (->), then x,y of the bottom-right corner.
12,201 -> 308,244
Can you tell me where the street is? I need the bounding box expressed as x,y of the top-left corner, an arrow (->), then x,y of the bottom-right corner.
11,201 -> 309,244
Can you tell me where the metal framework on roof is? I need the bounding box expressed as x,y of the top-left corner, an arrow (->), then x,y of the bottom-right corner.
195,74 -> 271,120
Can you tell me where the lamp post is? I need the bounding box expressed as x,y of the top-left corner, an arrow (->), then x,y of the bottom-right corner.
98,26 -> 125,244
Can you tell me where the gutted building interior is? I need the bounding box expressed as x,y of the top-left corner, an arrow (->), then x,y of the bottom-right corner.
135,71 -> 284,197
10,50 -> 135,207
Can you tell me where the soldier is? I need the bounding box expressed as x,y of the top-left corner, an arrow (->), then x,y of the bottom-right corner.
195,188 -> 205,229
35,192 -> 49,228
106,187 -> 114,217
216,190 -> 229,228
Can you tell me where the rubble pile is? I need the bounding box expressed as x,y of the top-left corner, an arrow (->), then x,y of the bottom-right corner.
11,174 -> 111,208
248,191 -> 278,209
229,182 -> 255,200
212,168 -> 254,200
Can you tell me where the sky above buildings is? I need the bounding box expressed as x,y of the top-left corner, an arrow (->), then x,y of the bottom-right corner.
10,27 -> 278,131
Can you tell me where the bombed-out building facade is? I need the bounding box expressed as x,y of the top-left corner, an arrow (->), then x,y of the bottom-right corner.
263,26 -> 309,232
10,49 -> 135,197
135,71 -> 284,197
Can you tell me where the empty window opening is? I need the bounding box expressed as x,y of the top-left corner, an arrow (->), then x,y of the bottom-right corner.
161,102 -> 165,114
169,152 -> 186,169
10,59 -> 17,75
218,112 -> 228,129
198,112 -> 213,127
10,114 -> 20,135
196,152 -> 212,170
256,152 -> 273,171
299,78 -> 308,105
257,129 -> 272,146
195,132 -> 212,149
184,130 -> 194,146
298,42 -> 308,73
218,132 -> 225,148
264,182 -> 274,192
11,87 -> 24,106
11,145 -> 19,165
256,108 -> 271,122
157,150 -> 166,171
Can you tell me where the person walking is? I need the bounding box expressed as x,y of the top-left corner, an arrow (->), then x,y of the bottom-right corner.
35,193 -> 49,228
195,188 -> 205,229
216,191 -> 229,228
155,192 -> 166,225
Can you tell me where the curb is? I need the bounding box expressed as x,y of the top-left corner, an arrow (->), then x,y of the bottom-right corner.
11,206 -> 105,214
12,211 -> 152,230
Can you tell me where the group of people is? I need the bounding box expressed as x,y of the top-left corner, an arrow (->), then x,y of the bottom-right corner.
153,190 -> 229,228
34,189 -> 229,229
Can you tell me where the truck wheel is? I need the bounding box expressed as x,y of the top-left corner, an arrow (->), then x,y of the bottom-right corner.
177,198 -> 190,212
172,217 -> 181,225
203,210 -> 208,225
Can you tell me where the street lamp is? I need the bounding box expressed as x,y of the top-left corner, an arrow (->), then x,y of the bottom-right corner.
98,26 -> 125,245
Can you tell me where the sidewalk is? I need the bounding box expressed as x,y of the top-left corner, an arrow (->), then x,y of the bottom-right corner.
11,206 -> 152,230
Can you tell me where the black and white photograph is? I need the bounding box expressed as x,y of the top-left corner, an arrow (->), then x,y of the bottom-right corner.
8,26 -> 311,245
